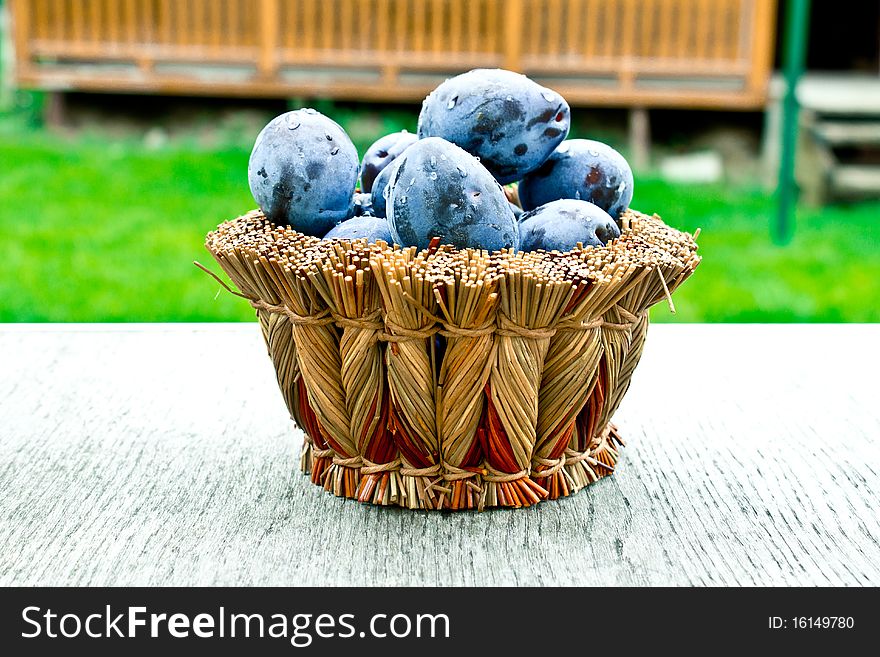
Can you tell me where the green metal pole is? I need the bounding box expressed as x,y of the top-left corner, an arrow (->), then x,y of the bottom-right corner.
776,0 -> 811,244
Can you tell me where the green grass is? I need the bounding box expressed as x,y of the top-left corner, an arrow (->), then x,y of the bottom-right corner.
639,179 -> 880,323
2,111 -> 879,323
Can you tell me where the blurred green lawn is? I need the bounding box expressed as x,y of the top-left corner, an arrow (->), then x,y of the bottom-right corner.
2,111 -> 879,323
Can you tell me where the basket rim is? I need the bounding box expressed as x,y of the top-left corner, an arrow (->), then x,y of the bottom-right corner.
205,207 -> 701,286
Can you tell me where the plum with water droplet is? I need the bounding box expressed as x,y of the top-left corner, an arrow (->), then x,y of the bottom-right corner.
518,199 -> 620,252
247,109 -> 359,235
518,139 -> 633,219
323,215 -> 394,244
417,68 -> 570,184
387,137 -> 518,251
360,130 -> 418,193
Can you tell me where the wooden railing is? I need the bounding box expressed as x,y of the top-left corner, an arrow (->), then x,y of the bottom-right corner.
10,0 -> 777,109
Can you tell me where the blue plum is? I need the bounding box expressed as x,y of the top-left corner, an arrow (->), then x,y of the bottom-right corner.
417,68 -> 570,184
247,109 -> 359,236
518,199 -> 620,252
387,137 -> 517,251
518,139 -> 634,219
369,159 -> 399,218
360,130 -> 418,193
323,215 -> 394,244
509,201 -> 524,221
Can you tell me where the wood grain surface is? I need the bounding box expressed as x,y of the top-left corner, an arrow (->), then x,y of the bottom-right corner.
1,323 -> 877,586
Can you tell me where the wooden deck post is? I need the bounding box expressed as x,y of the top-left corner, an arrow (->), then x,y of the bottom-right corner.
9,0 -> 31,80
629,107 -> 651,171
748,0 -> 779,102
505,0 -> 524,72
44,90 -> 67,128
259,0 -> 280,78
795,109 -> 831,207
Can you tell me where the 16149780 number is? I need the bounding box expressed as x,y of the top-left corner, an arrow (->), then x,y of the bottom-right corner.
769,617 -> 855,630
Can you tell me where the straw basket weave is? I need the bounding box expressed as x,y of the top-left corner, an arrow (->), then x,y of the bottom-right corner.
202,208 -> 700,510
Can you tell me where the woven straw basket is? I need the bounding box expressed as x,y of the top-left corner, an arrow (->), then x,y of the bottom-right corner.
203,208 -> 699,511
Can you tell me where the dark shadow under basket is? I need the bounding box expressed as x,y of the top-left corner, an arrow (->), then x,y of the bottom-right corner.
204,209 -> 700,510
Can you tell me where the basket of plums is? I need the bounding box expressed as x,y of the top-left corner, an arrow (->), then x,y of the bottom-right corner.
205,69 -> 700,511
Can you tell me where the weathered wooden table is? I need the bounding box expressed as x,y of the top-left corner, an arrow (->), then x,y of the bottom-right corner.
1,324 -> 877,586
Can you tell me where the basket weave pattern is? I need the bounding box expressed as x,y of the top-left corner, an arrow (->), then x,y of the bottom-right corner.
205,209 -> 699,510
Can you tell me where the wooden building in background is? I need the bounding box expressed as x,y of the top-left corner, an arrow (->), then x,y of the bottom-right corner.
9,0 -> 777,110
8,0 -> 780,169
